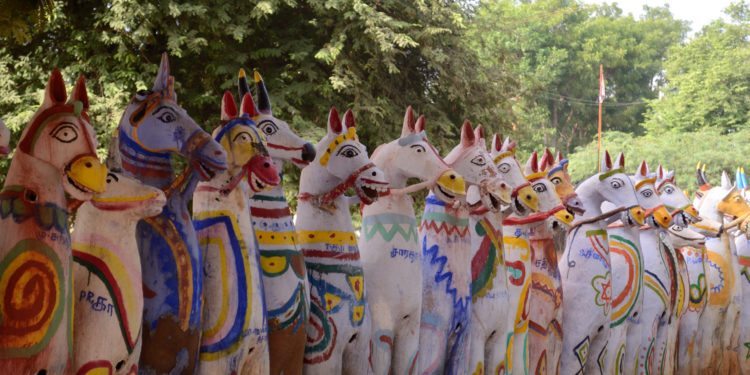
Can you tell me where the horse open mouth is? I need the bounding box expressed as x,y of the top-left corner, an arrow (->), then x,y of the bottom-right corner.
436,185 -> 455,201
249,172 -> 274,193
487,193 -> 500,211
194,159 -> 226,181
356,182 -> 387,205
67,174 -> 95,194
513,197 -> 526,215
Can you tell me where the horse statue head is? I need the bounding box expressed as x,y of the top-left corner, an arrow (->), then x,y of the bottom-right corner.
442,122 -> 511,212
117,53 -> 227,187
9,69 -> 107,202
539,149 -> 584,215
369,106 -> 465,203
212,91 -> 279,193
655,164 -> 700,228
299,107 -> 388,207
575,151 -> 644,224
489,133 -> 539,215
522,151 -> 574,229
629,160 -> 672,229
693,167 -> 750,226
237,69 -> 316,168
0,118 -> 10,157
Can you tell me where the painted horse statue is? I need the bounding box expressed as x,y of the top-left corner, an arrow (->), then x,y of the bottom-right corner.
72,164 -> 166,374
116,53 -> 228,374
606,161 -> 672,375
192,91 -> 280,374
360,107 -> 465,375
693,170 -> 749,374
418,122 -> 509,374
0,118 -> 10,157
296,108 -> 387,374
507,151 -> 574,375
559,152 -> 644,374
240,69 -> 316,375
0,70 -> 107,374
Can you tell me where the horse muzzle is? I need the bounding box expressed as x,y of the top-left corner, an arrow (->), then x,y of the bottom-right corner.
434,170 -> 466,202
247,155 -> 280,192
66,155 -> 107,193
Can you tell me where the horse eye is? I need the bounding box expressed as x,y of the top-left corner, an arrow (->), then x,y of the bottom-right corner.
551,177 -> 562,185
261,123 -> 278,135
665,187 -> 674,194
641,189 -> 653,198
51,124 -> 78,143
611,180 -> 622,189
158,112 -> 176,123
533,183 -> 546,193
498,163 -> 511,173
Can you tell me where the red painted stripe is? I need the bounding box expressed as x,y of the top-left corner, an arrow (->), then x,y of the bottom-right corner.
72,250 -> 135,351
301,249 -> 360,261
250,206 -> 291,219
122,160 -> 172,178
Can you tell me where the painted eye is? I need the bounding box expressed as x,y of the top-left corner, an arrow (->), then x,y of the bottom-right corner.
337,145 -> 360,158
260,122 -> 278,136
157,111 -> 176,123
641,189 -> 653,198
51,123 -> 78,143
233,131 -> 253,143
610,178 -> 623,189
105,173 -> 119,184
411,144 -> 426,153
498,163 -> 510,173
533,183 -> 547,193
550,177 -> 562,185
672,225 -> 683,232
471,155 -> 486,166
664,186 -> 674,194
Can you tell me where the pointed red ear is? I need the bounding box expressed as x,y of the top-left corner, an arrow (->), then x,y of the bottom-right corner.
492,133 -> 502,151
617,152 -> 626,169
603,150 -> 613,171
540,149 -> 551,171
240,93 -> 259,117
44,68 -> 67,108
221,91 -> 238,121
657,164 -> 665,180
474,125 -> 485,141
68,74 -> 89,111
460,120 -> 475,147
415,115 -> 426,132
328,107 -> 342,134
556,151 -> 563,163
343,109 -> 355,128
530,151 -> 539,173
639,160 -> 648,176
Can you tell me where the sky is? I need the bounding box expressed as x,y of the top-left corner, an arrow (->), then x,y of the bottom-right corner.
582,0 -> 735,34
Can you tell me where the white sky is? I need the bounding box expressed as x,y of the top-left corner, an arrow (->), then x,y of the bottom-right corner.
582,0 -> 735,34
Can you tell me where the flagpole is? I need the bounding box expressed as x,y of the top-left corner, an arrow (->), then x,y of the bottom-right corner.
597,64 -> 604,172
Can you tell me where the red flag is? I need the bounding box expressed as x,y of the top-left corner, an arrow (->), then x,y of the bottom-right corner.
599,65 -> 606,104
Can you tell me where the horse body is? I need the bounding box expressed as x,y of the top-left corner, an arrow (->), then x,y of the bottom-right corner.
296,108 -> 387,374
361,107 -> 465,375
241,69 -> 316,375
418,123 -> 508,374
559,152 -> 643,374
117,54 -> 227,374
72,171 -> 165,374
0,71 -> 107,374
193,92 -> 280,374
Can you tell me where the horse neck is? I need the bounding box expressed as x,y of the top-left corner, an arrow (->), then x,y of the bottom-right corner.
117,126 -> 177,190
74,203 -> 139,243
372,144 -> 408,189
363,147 -> 414,217
576,177 -> 605,221
3,149 -> 66,206
298,162 -> 340,195
195,171 -> 250,215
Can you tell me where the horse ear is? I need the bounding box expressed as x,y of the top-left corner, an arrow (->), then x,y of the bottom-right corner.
556,151 -> 563,163
721,170 -> 733,190
254,69 -> 272,115
697,162 -> 710,187
68,74 -> 89,112
638,160 -> 648,177
401,106 -> 415,137
240,93 -> 259,117
540,149 -> 552,171
615,152 -> 626,169
657,164 -> 665,180
343,109 -> 355,129
153,52 -> 171,92
42,68 -> 67,110
328,107 -> 342,134
460,120 -> 475,147
238,68 -> 251,100
473,125 -> 485,142
601,150 -> 613,172
221,91 -> 237,121
415,115 -> 426,133
666,170 -> 675,182
526,151 -> 539,175
491,133 -> 502,152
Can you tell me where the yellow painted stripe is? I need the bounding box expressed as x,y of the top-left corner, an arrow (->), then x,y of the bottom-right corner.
297,230 -> 357,246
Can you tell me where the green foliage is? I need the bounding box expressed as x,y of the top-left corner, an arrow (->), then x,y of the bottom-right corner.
643,1 -> 750,134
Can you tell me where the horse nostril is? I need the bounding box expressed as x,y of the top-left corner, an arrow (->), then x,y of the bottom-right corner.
450,174 -> 456,180
372,171 -> 377,177
214,150 -> 222,156
526,195 -> 532,200
85,162 -> 92,168
264,162 -> 270,168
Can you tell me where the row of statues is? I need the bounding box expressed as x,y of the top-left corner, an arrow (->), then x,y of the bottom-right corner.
0,53 -> 748,375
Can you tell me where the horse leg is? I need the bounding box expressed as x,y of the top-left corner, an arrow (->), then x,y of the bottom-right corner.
392,312 -> 421,375
486,328 -> 509,375
583,325 -> 610,375
342,318 -> 372,375
370,319 -> 395,375
606,325 -> 627,375
468,315 -> 488,375
418,312 -> 450,375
